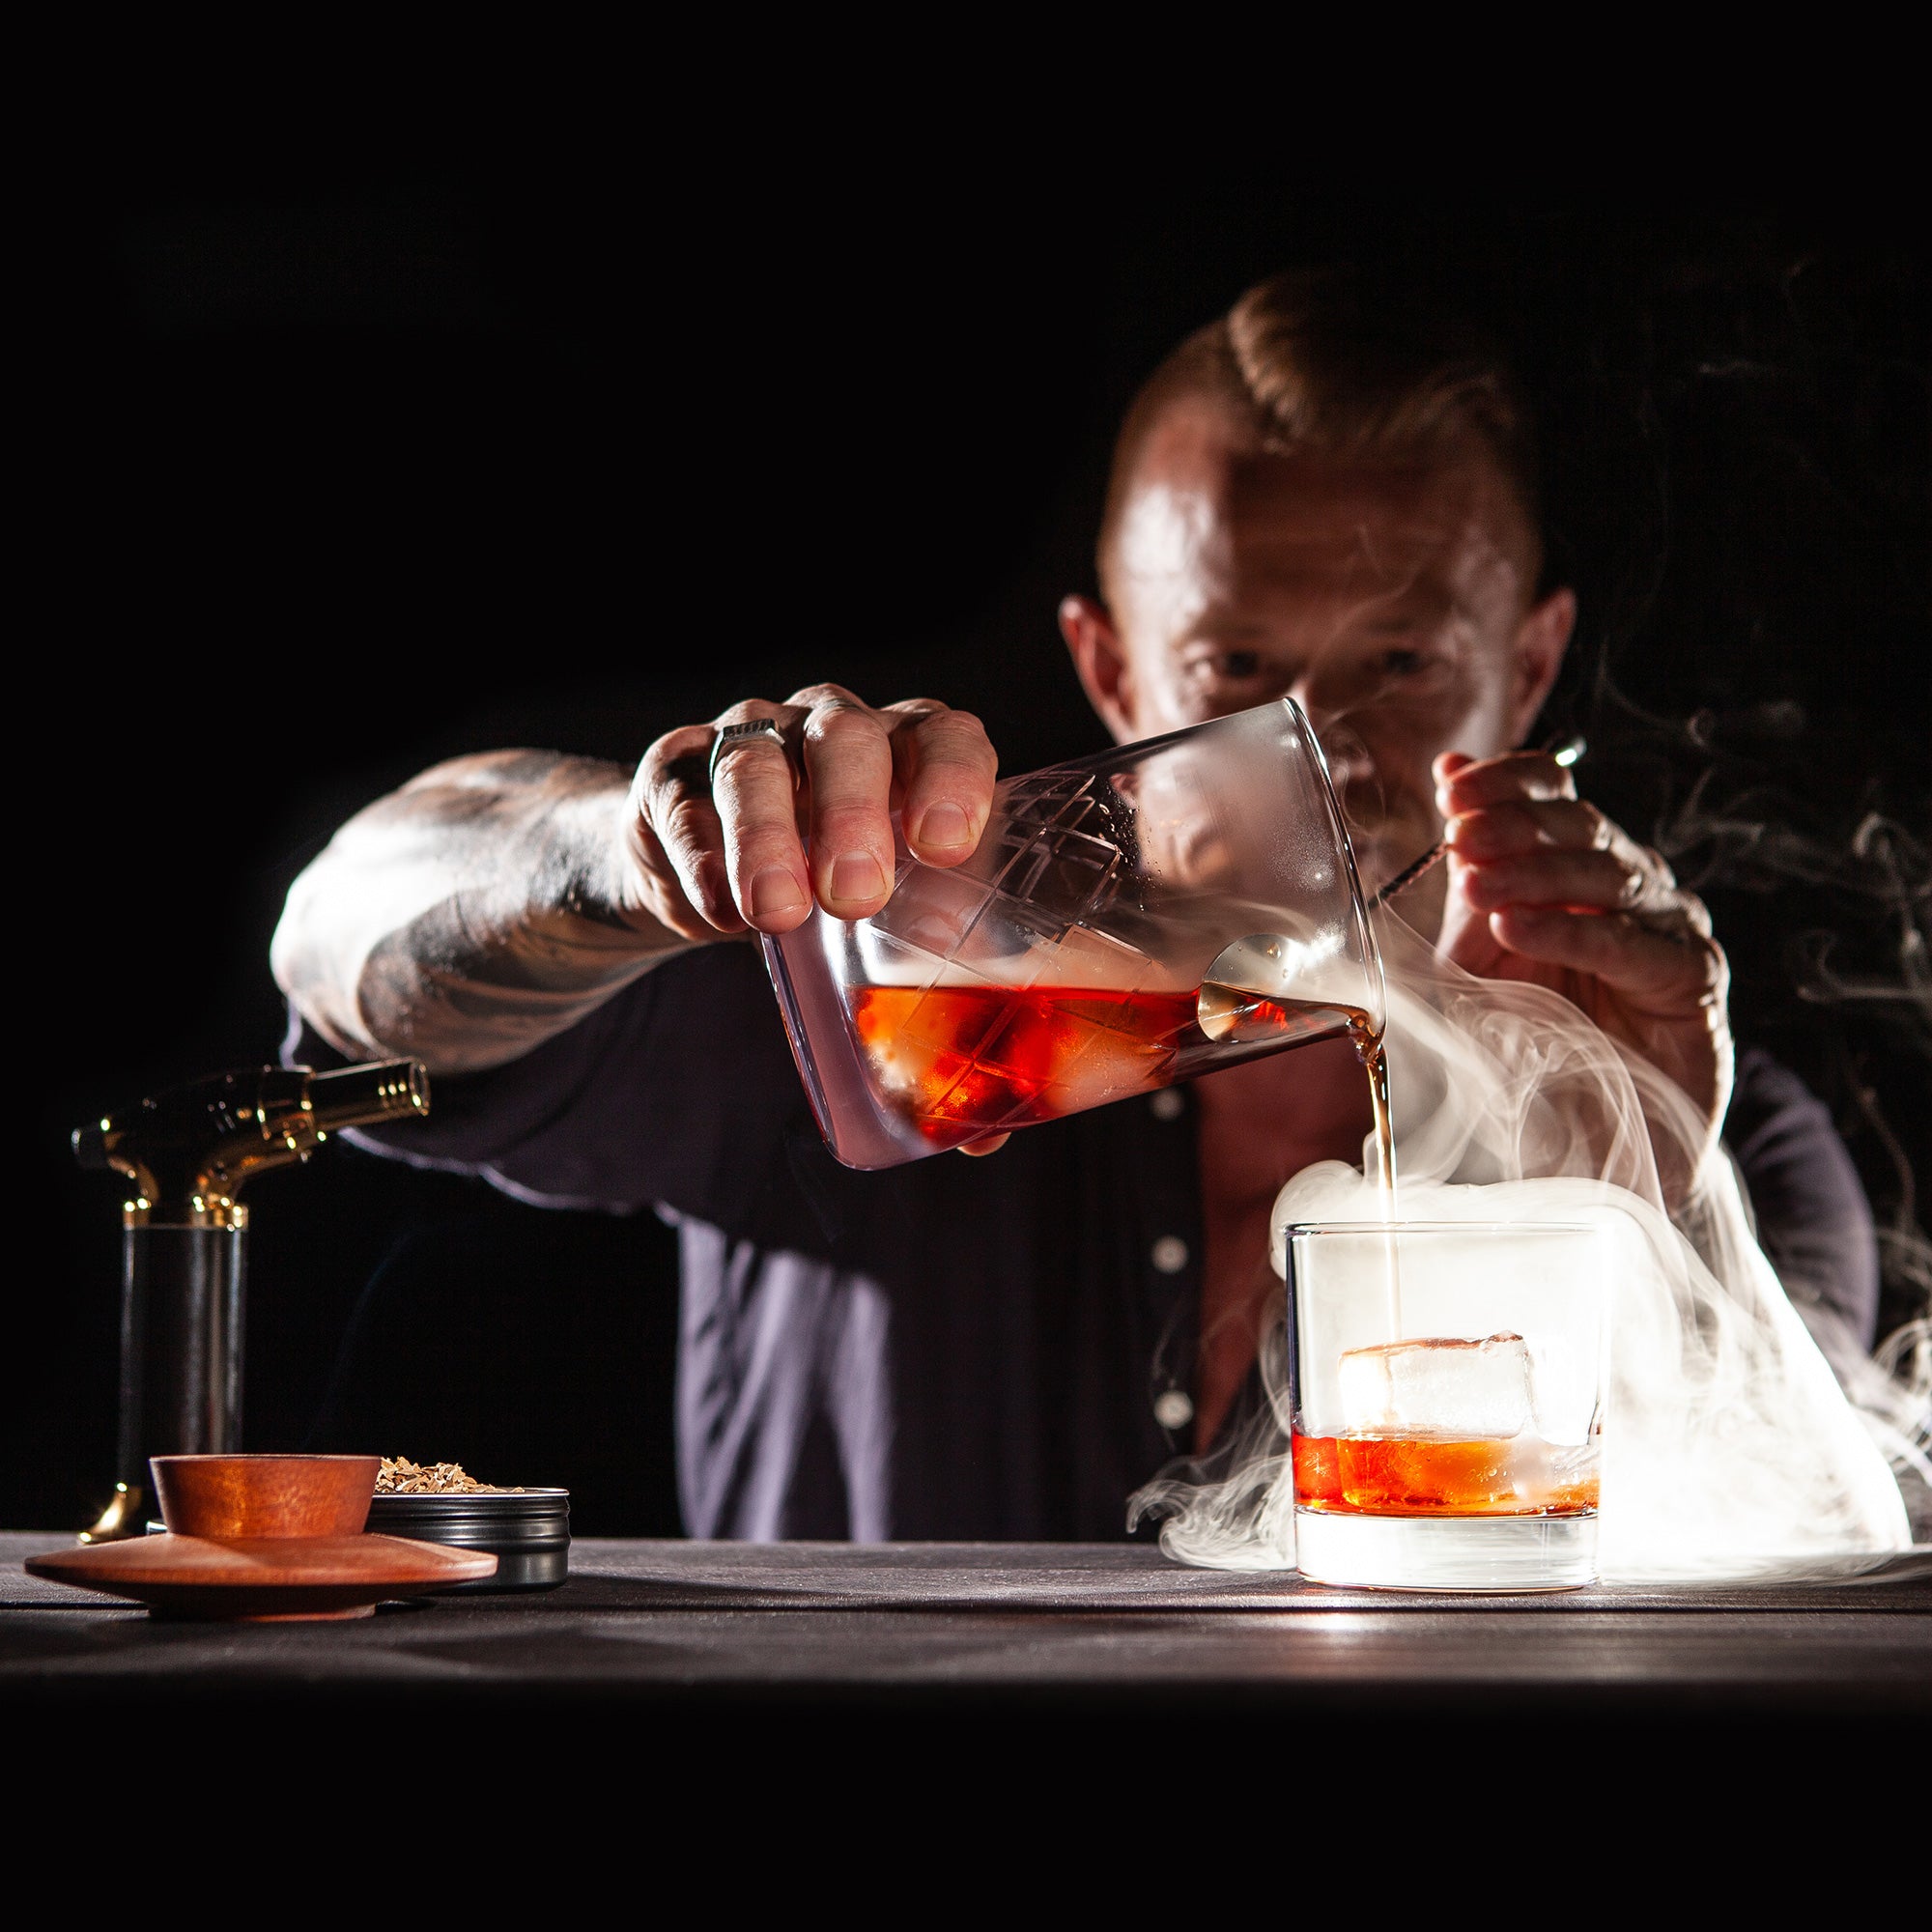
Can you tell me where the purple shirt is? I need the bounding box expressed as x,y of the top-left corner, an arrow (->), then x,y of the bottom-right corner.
289,944 -> 1879,1540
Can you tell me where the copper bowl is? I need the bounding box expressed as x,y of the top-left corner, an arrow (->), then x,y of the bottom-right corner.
150,1455 -> 380,1539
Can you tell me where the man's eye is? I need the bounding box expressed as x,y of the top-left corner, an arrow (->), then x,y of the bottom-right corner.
1379,648 -> 1429,677
1216,650 -> 1262,678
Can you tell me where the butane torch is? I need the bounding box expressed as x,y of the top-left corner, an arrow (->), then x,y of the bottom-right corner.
71,1060 -> 430,1540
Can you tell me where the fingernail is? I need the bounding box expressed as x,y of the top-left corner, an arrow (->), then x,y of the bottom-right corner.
751,867 -> 808,919
916,803 -> 973,852
830,852 -> 887,904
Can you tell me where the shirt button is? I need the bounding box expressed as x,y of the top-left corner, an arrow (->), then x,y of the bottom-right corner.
1151,1236 -> 1189,1275
1150,1089 -> 1184,1122
1153,1389 -> 1195,1431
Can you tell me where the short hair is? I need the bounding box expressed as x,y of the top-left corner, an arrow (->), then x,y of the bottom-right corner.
1097,268 -> 1542,601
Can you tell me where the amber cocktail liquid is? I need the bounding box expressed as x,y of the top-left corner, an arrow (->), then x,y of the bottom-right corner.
853,981 -> 1376,1150
1285,1232 -> 1608,1592
1291,1429 -> 1601,1517
852,984 -> 1195,1144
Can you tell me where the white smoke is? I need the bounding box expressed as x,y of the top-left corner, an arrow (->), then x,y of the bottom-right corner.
1131,919 -> 1922,1582
1658,782 -> 1932,1477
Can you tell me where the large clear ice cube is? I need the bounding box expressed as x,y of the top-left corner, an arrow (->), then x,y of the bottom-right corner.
1337,1332 -> 1534,1439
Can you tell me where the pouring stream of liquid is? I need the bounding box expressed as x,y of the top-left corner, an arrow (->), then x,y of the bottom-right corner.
1197,981 -> 1402,1330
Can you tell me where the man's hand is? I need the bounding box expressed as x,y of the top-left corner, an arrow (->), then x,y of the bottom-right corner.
1435,749 -> 1734,1153
624,686 -> 1000,940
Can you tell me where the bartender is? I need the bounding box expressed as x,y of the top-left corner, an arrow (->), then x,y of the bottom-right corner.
273,269 -> 1879,1540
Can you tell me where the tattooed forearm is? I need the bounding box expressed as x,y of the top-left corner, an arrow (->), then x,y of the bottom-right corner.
271,751 -> 697,1073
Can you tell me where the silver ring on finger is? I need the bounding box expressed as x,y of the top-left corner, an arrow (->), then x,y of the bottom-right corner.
708,717 -> 790,786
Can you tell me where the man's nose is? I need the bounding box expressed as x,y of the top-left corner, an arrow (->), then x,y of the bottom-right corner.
1285,656 -> 1352,728
1286,671 -> 1370,785
1286,668 -> 1341,737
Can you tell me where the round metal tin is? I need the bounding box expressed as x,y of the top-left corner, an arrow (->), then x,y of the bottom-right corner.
364,1489 -> 570,1592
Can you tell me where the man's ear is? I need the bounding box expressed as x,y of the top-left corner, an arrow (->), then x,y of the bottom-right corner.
1507,586 -> 1577,745
1059,595 -> 1136,742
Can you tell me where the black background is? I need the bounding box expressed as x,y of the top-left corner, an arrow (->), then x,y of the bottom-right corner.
13,169 -> 1927,1534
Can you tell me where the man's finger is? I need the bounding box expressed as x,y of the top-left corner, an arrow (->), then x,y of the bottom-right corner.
639,726 -> 747,935
958,1132 -> 1011,1158
1435,750 -> 1577,815
1444,799 -> 1609,861
1489,906 -> 1728,1009
711,706 -> 812,932
784,682 -> 870,710
1456,846 -> 1681,921
893,705 -> 998,865
801,698 -> 897,919
626,809 -> 732,941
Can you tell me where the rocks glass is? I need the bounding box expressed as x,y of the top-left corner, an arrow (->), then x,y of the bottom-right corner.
1286,1221 -> 1609,1591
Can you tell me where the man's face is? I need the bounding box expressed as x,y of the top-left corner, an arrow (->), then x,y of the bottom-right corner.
1063,403 -> 1574,905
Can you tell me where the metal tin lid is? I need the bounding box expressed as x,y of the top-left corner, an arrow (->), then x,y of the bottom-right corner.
366,1490 -> 569,1548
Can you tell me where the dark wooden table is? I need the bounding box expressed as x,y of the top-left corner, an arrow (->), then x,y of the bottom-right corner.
5,1533 -> 1927,1724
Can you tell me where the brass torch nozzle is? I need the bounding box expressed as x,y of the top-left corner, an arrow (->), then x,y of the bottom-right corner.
304,1059 -> 432,1134
73,1059 -> 431,1228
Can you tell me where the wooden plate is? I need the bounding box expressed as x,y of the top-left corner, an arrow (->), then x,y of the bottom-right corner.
24,1532 -> 497,1621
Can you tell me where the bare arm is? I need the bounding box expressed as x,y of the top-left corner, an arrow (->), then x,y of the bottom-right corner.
271,751 -> 689,1073
272,690 -> 999,1076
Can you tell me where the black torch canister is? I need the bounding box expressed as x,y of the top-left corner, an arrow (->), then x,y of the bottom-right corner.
71,1060 -> 429,1540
